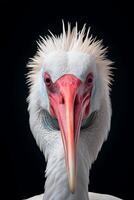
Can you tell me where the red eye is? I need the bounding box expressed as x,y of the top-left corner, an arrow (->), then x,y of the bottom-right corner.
86,73 -> 93,86
44,72 -> 52,87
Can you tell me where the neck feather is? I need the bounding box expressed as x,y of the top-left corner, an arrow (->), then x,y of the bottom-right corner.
28,93 -> 111,200
43,133 -> 90,200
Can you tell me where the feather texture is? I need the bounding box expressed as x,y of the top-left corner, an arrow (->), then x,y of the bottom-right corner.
27,22 -> 113,92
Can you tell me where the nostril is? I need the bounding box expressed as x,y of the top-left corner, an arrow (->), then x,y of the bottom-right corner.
59,94 -> 64,104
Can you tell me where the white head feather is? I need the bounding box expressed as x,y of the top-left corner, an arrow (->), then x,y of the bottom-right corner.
27,22 -> 113,115
27,22 -> 112,85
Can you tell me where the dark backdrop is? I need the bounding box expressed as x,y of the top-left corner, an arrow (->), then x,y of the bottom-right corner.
1,1 -> 133,200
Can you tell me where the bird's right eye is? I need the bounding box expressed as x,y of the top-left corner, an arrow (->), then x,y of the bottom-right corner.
44,72 -> 52,87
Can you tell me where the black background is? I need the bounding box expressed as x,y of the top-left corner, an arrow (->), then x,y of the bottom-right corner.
1,1 -> 133,200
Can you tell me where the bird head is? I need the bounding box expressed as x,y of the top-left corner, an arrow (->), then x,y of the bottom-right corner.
27,23 -> 113,193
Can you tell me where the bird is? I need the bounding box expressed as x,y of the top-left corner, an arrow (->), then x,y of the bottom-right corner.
26,22 -> 122,200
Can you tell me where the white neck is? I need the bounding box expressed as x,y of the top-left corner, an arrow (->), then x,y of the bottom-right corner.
28,92 -> 111,200
43,133 -> 90,200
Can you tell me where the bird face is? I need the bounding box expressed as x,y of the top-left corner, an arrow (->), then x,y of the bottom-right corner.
40,51 -> 101,192
27,24 -> 112,195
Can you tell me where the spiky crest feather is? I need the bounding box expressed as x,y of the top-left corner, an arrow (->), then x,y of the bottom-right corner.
27,22 -> 113,90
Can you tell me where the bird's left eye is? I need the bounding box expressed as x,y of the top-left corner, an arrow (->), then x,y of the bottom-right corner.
44,72 -> 52,87
86,73 -> 93,86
